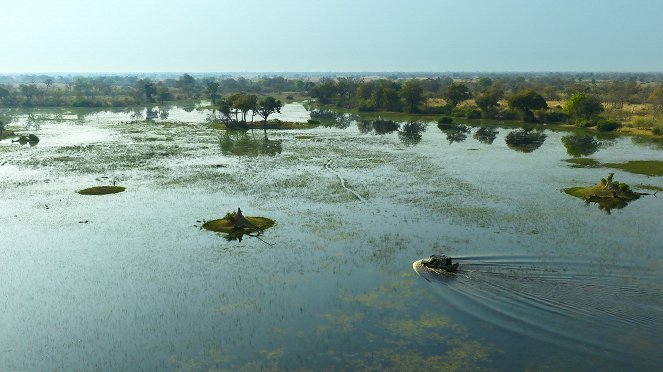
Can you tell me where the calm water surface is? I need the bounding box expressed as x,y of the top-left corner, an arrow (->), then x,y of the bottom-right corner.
1,104 -> 662,370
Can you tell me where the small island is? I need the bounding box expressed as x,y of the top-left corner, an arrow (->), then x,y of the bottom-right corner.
78,186 -> 126,195
564,173 -> 643,213
202,208 -> 275,241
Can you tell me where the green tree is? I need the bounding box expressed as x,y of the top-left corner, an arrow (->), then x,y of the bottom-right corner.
177,73 -> 197,98
255,96 -> 283,133
475,85 -> 504,113
230,93 -> 258,123
255,96 -> 282,125
647,86 -> 663,114
137,79 -> 157,102
204,79 -> 220,104
400,80 -> 424,113
564,92 -> 604,120
508,90 -> 548,122
443,82 -> 471,107
310,78 -> 338,104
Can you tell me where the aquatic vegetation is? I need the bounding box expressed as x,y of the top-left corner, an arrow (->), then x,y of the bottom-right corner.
603,160 -> 663,176
77,185 -> 126,195
564,158 -> 601,168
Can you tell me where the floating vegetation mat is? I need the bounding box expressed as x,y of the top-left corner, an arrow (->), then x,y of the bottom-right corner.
77,186 -> 126,195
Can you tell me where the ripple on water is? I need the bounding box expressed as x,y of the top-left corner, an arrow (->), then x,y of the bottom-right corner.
413,255 -> 663,369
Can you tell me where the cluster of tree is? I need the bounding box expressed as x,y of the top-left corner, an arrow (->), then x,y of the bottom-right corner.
0,74 -> 309,108
213,93 -> 283,131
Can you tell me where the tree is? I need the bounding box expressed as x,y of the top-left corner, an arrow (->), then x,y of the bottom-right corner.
508,90 -> 548,121
137,79 -> 157,102
443,82 -> 471,107
255,96 -> 283,133
400,80 -> 424,113
177,73 -> 197,97
564,92 -> 604,120
204,80 -> 221,104
310,78 -> 338,104
647,86 -> 663,115
475,85 -> 504,113
229,93 -> 258,123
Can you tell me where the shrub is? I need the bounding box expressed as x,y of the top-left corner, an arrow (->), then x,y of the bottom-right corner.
538,111 -> 569,123
307,119 -> 320,125
451,105 -> 481,119
575,118 -> 597,128
596,120 -> 620,132
617,182 -> 630,193
438,116 -> 453,124
652,126 -> 663,135
467,109 -> 482,119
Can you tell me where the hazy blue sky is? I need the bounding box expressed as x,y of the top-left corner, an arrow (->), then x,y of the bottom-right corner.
2,0 -> 662,72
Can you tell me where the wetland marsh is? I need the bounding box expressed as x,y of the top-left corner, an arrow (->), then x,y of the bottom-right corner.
1,103 -> 662,370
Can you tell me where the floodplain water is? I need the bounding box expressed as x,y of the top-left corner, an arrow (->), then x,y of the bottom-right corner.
1,103 -> 662,370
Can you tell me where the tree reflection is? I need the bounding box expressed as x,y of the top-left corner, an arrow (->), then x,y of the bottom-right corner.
505,129 -> 547,153
219,130 -> 282,156
561,134 -> 602,157
358,118 -> 400,135
309,108 -> 357,129
398,121 -> 426,146
474,126 -> 499,144
438,123 -> 470,144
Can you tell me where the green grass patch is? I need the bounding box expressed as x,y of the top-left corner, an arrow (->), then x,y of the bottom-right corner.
636,184 -> 663,192
564,158 -> 601,168
603,161 -> 663,177
78,186 -> 126,195
295,135 -> 315,140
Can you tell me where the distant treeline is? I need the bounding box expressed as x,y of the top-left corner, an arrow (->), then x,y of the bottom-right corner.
1,72 -> 662,134
0,74 -> 311,108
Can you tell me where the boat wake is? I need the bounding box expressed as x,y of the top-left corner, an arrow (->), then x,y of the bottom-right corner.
413,255 -> 663,368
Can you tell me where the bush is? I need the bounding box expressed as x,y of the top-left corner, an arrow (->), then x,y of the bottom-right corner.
451,105 -> 481,119
307,119 -> 320,125
596,120 -> 620,132
617,182 -> 630,193
652,126 -> 663,135
420,105 -> 451,115
575,118 -> 597,128
438,116 -> 453,124
496,109 -> 520,120
538,111 -> 569,123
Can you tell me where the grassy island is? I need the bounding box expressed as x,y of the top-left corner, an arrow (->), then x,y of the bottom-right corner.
564,173 -> 643,212
202,208 -> 275,236
78,186 -> 126,195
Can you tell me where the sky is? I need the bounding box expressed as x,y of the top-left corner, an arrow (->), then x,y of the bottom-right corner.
2,0 -> 663,73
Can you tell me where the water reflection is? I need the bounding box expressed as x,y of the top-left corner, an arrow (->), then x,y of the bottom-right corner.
309,108 -> 356,129
437,123 -> 470,144
561,134 -> 602,157
505,129 -> 547,153
398,121 -> 427,146
473,127 -> 499,145
219,130 -> 282,156
357,118 -> 399,135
